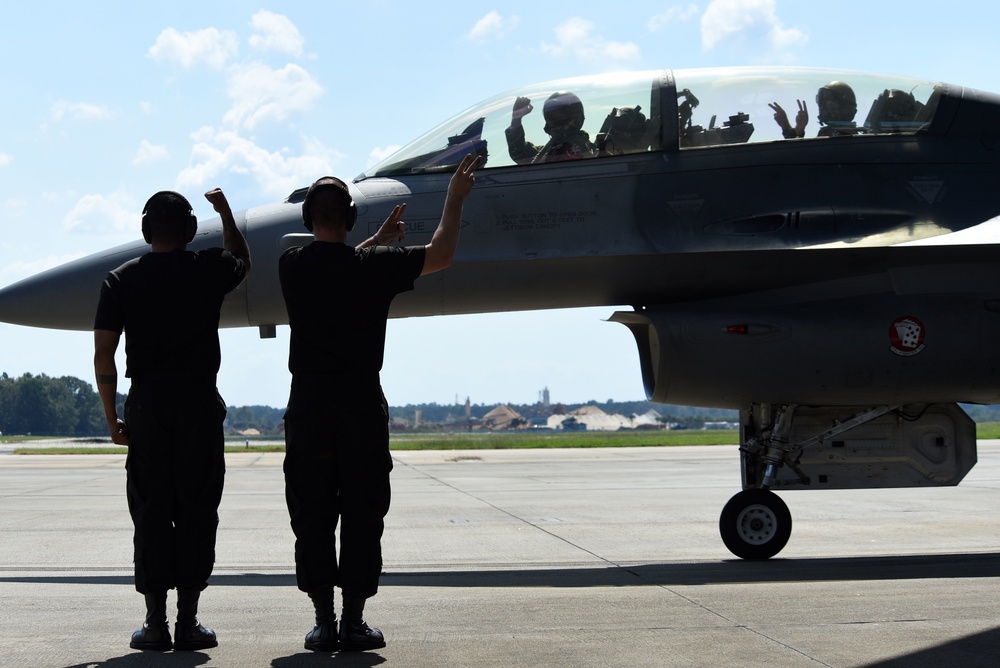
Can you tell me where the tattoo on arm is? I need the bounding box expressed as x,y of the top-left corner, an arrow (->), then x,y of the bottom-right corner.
96,374 -> 117,385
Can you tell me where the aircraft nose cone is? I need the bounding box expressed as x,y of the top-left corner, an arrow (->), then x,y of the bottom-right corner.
0,242 -> 146,331
0,266 -> 100,331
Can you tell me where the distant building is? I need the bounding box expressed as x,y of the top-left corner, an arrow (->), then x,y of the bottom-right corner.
479,405 -> 526,431
547,405 -> 633,431
632,409 -> 664,429
389,415 -> 411,431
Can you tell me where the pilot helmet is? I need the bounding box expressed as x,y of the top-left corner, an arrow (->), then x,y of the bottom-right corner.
543,91 -> 585,140
816,81 -> 857,124
882,89 -> 918,121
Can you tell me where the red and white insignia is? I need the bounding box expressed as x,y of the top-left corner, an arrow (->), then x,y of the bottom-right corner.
889,316 -> 925,356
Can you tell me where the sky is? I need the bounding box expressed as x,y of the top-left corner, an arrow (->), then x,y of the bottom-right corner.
2,0 -> 1000,410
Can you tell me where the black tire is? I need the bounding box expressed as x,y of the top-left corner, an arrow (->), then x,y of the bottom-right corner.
719,489 -> 792,560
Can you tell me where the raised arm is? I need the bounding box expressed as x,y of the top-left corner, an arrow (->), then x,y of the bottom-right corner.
421,154 -> 482,275
205,188 -> 252,274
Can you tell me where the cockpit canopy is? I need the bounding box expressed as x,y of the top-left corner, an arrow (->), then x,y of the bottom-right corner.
363,67 -> 943,178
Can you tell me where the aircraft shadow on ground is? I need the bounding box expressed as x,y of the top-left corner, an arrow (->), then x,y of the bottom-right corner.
49,628 -> 1000,668
49,614 -> 1000,668
6,552 -> 1000,589
859,625 -> 1000,667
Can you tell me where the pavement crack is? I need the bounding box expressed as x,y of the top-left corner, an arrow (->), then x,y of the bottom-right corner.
395,457 -> 620,566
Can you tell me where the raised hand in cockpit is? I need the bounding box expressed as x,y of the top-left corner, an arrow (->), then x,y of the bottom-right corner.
511,96 -> 533,125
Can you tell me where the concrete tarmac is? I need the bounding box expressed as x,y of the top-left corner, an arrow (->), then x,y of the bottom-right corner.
2,443 -> 1000,667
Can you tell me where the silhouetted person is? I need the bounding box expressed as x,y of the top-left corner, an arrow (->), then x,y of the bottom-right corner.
505,91 -> 595,164
877,88 -> 920,129
94,189 -> 251,652
770,81 -> 858,138
279,154 -> 481,653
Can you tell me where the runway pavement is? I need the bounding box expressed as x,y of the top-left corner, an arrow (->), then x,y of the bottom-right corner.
2,443 -> 1000,667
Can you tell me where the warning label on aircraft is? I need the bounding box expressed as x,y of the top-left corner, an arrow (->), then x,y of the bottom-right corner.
908,180 -> 945,204
889,316 -> 925,356
495,210 -> 597,232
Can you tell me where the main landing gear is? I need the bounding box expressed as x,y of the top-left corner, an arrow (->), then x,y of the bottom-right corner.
720,402 -> 901,560
717,401 -> 976,559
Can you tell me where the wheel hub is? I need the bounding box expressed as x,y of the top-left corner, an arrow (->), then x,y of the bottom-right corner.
737,505 -> 776,545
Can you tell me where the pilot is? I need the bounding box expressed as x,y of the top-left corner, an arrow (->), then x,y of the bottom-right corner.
770,81 -> 858,138
816,81 -> 858,135
505,91 -> 596,164
879,89 -> 919,126
93,189 -> 251,652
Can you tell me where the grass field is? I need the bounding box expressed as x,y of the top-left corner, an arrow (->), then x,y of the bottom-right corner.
6,429 -> 739,454
8,422 -> 1000,454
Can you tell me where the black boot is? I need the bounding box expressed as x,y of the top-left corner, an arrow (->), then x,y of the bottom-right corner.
130,591 -> 172,651
339,595 -> 385,652
173,589 -> 218,651
304,587 -> 338,652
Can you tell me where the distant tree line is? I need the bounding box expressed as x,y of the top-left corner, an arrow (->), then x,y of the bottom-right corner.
0,373 -> 291,438
0,373 -> 119,437
0,373 -> 742,437
5,371 -> 1000,437
226,405 -> 285,435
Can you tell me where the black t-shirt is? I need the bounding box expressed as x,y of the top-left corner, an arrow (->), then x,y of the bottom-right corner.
93,248 -> 247,379
279,241 -> 426,377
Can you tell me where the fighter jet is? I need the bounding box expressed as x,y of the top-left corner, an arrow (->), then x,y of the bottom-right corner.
3,66 -> 1000,559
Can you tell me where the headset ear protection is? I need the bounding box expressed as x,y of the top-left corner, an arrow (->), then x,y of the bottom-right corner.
302,176 -> 357,232
141,191 -> 197,244
345,200 -> 358,232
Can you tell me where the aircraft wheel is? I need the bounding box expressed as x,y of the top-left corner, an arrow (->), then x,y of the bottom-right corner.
719,489 -> 791,560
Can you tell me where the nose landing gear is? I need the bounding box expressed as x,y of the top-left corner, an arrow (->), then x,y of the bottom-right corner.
719,488 -> 791,560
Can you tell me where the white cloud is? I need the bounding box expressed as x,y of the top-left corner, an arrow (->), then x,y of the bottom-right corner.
701,0 -> 807,52
147,27 -> 239,70
367,145 -> 402,169
62,191 -> 137,235
769,23 -> 809,50
50,101 -> 115,122
540,17 -> 640,63
0,153 -> 11,167
178,126 -> 344,198
648,4 -> 700,32
223,62 -> 323,130
143,15 -> 332,201
248,10 -> 304,56
467,11 -> 520,42
133,140 -> 169,166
